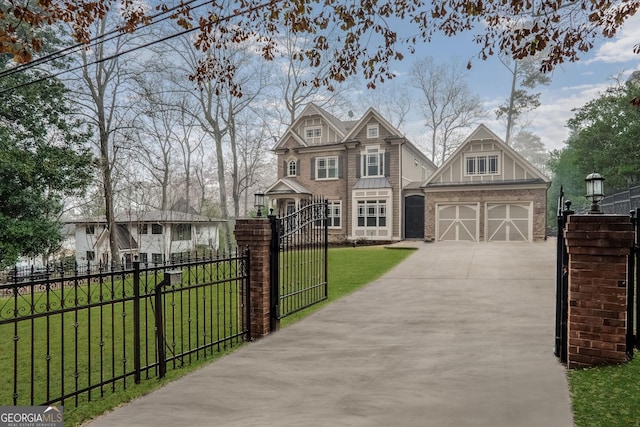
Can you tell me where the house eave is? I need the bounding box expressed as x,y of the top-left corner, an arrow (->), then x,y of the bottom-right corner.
423,179 -> 551,192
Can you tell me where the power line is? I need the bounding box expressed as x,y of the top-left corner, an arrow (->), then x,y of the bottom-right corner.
0,0 -> 209,80
0,0 -> 278,93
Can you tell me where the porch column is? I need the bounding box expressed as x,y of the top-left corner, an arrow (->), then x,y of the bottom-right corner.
564,215 -> 634,368
234,218 -> 272,340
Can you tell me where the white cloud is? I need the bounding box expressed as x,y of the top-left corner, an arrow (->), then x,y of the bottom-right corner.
533,81 -> 612,151
588,14 -> 640,64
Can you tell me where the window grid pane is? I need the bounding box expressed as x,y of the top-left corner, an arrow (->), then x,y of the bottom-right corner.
489,155 -> 498,173
467,157 -> 475,174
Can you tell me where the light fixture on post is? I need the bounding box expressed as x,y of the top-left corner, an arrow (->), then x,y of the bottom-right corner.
254,192 -> 265,217
585,172 -> 605,214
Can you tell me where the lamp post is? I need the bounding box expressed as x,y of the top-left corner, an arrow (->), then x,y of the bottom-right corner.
254,192 -> 265,217
585,172 -> 605,214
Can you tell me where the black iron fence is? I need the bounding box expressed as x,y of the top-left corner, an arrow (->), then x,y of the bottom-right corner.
269,198 -> 328,330
628,210 -> 640,358
0,249 -> 249,407
601,184 -> 640,214
554,186 -> 573,364
556,185 -> 640,363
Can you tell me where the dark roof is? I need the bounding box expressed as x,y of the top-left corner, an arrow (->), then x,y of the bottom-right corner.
116,224 -> 138,250
424,178 -> 548,188
352,177 -> 392,189
170,197 -> 199,214
70,210 -> 226,224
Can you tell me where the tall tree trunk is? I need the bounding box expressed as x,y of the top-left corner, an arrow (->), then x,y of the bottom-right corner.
505,61 -> 518,146
229,108 -> 240,219
99,123 -> 119,267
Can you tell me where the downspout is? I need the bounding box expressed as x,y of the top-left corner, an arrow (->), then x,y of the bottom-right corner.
345,142 -> 349,241
398,141 -> 403,241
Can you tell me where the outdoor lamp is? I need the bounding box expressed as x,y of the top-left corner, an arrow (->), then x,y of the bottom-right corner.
254,192 -> 265,217
585,172 -> 605,214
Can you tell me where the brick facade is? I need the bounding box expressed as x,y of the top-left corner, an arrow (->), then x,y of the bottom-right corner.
234,218 -> 273,340
564,215 -> 635,369
423,187 -> 548,242
268,104 -> 435,244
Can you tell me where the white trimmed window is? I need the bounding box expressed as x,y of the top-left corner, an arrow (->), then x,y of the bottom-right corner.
465,153 -> 499,175
288,160 -> 297,176
367,124 -> 379,138
362,147 -> 384,177
305,126 -> 322,144
357,200 -> 387,227
316,156 -> 338,180
328,200 -> 341,228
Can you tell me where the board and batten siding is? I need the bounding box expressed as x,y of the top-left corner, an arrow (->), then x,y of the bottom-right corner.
430,140 -> 537,184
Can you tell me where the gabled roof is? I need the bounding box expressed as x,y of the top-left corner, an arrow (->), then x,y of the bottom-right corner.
342,107 -> 402,141
424,124 -> 550,186
265,178 -> 312,195
272,103 -> 349,150
71,211 -> 226,224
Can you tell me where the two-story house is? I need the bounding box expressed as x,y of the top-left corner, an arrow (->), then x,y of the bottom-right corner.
72,210 -> 225,266
265,103 -> 437,243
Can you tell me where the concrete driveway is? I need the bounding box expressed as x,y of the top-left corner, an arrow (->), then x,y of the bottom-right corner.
86,240 -> 573,427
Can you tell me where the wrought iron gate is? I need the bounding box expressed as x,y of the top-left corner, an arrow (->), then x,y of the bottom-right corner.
627,209 -> 640,358
269,198 -> 328,331
555,190 -> 640,362
555,187 -> 573,364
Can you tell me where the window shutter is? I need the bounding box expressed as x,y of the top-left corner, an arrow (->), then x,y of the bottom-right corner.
283,161 -> 286,176
310,157 -> 315,180
356,154 -> 361,178
339,155 -> 344,179
384,152 -> 390,177
296,160 -> 300,176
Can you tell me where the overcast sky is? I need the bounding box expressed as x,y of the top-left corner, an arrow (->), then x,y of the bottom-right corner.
390,13 -> 640,153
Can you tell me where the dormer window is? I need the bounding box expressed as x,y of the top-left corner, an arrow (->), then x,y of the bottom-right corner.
305,126 -> 322,144
367,124 -> 379,139
288,160 -> 297,177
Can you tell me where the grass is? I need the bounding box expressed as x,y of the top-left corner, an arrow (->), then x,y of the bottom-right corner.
569,352 -> 640,427
1,246 -> 414,426
0,261 -> 246,426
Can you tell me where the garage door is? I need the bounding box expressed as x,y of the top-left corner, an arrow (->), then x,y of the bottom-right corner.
486,203 -> 532,242
436,204 -> 478,241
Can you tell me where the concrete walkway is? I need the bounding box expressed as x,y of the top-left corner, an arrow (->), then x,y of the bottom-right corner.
86,241 -> 573,427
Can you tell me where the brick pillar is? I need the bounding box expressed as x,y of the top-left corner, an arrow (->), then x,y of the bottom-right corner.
235,218 -> 272,340
564,215 -> 634,369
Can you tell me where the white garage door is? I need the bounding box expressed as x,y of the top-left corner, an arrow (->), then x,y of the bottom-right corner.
486,203 -> 532,242
437,204 -> 479,241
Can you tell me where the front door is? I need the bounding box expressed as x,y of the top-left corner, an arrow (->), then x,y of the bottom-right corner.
405,195 -> 425,239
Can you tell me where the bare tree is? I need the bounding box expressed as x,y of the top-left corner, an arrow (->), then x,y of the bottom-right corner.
234,110 -> 277,215
511,130 -> 550,175
410,57 -> 487,165
496,54 -> 551,145
356,81 -> 412,132
273,28 -> 353,127
158,34 -> 267,249
65,12 -> 140,267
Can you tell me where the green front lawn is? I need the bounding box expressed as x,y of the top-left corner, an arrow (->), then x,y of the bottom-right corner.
569,352 -> 640,427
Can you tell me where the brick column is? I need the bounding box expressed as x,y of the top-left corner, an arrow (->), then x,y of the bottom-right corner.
235,218 -> 272,340
564,215 -> 634,369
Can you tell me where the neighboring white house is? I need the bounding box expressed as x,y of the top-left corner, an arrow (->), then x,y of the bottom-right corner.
72,211 -> 225,266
